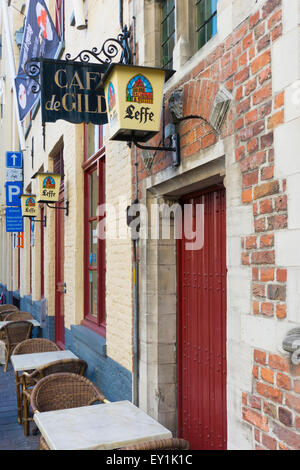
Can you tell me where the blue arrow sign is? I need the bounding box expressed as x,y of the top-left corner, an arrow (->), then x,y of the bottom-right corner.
6,207 -> 23,233
6,182 -> 23,206
6,151 -> 23,169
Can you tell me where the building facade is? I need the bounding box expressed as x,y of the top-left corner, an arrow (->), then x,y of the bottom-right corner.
1,0 -> 300,451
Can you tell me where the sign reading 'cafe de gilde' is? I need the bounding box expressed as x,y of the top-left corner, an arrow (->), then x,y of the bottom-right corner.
40,58 -> 108,125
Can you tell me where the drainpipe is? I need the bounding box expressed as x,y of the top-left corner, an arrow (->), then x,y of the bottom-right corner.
131,0 -> 140,408
119,0 -> 123,29
132,143 -> 140,407
1,0 -> 25,150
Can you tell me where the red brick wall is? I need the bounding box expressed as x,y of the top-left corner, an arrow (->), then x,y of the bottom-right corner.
243,349 -> 300,450
132,0 -> 298,449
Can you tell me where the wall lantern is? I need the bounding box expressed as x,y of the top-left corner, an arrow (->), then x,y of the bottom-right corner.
103,63 -> 175,143
32,172 -> 69,216
20,194 -> 46,227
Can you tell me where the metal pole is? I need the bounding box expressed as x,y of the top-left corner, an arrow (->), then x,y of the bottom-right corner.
132,144 -> 139,407
1,0 -> 26,150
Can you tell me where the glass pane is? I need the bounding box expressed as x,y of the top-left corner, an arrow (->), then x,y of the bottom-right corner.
89,269 -> 98,318
89,170 -> 98,218
89,220 -> 98,260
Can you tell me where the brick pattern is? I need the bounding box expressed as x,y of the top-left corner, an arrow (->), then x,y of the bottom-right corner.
134,0 -> 287,322
242,349 -> 300,450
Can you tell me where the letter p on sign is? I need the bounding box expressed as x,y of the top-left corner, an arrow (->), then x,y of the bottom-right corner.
6,182 -> 23,207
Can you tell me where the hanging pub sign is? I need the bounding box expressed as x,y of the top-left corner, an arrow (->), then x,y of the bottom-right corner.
40,58 -> 108,125
20,194 -> 38,218
103,64 -> 175,142
32,171 -> 61,203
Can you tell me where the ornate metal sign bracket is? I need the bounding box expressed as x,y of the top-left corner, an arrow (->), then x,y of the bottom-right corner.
23,25 -> 132,94
65,25 -> 132,65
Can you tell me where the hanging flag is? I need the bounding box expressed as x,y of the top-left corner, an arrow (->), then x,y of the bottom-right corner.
15,0 -> 60,122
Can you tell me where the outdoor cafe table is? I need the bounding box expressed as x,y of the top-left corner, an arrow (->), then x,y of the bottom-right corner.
10,349 -> 78,372
33,400 -> 172,450
10,350 -> 78,424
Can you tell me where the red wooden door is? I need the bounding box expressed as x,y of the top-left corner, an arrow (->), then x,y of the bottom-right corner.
177,186 -> 227,450
55,189 -> 65,349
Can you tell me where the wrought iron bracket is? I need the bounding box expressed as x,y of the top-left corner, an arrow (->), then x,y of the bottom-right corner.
133,132 -> 180,168
32,216 -> 47,228
46,201 -> 69,217
65,25 -> 132,65
23,25 -> 132,95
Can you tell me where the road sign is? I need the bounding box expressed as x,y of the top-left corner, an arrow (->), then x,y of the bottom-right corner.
6,168 -> 23,182
6,151 -> 23,169
5,182 -> 23,206
6,207 -> 23,232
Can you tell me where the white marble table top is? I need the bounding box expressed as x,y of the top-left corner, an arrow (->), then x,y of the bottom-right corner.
0,319 -> 40,329
11,350 -> 78,372
33,400 -> 172,450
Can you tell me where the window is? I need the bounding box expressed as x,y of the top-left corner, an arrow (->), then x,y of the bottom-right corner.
40,206 -> 45,299
83,125 -> 106,336
161,0 -> 175,69
55,0 -> 65,41
196,0 -> 218,50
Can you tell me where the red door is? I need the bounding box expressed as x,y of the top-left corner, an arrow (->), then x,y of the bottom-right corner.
177,186 -> 227,450
55,189 -> 65,349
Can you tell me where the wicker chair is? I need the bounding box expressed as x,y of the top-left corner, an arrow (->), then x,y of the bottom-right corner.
4,311 -> 34,321
0,305 -> 19,321
30,372 -> 108,450
22,358 -> 88,436
119,438 -> 190,450
12,338 -> 60,425
0,321 -> 33,372
0,304 -> 18,312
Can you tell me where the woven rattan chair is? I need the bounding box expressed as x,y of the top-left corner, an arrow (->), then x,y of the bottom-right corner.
0,304 -> 18,312
0,321 -> 33,372
12,338 -> 60,425
0,305 -> 19,321
22,358 -> 88,436
4,311 -> 34,321
119,438 -> 190,450
30,372 -> 109,450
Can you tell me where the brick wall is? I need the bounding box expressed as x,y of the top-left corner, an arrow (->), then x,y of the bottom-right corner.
243,349 -> 300,450
133,0 -> 299,448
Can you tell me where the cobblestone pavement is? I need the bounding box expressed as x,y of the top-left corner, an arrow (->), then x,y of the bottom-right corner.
0,362 -> 40,450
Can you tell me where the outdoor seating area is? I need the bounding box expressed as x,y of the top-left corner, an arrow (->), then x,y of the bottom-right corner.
0,304 -> 189,451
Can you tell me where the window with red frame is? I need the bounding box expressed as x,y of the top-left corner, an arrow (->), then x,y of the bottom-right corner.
82,124 -> 106,336
55,0 -> 65,41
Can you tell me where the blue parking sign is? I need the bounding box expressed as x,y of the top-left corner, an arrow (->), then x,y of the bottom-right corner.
6,181 -> 23,206
6,151 -> 23,169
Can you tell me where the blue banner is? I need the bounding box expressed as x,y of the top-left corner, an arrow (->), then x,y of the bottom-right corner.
15,0 -> 60,121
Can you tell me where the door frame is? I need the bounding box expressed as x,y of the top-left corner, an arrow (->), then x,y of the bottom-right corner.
176,184 -> 227,449
55,187 -> 65,349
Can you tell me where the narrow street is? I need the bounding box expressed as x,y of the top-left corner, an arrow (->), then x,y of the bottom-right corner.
0,366 -> 39,450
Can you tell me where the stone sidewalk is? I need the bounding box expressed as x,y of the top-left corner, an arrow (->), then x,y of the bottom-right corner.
0,361 -> 40,450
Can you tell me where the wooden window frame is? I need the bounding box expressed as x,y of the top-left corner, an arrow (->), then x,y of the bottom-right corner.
161,0 -> 176,69
82,125 -> 106,336
55,0 -> 65,41
195,0 -> 218,50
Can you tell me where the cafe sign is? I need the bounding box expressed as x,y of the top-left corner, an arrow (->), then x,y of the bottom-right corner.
103,64 -> 175,142
20,194 -> 38,218
40,58 -> 108,125
32,172 -> 61,203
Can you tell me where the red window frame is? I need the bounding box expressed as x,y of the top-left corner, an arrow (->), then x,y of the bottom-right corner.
55,0 -> 65,41
40,206 -> 45,299
82,124 -> 106,336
